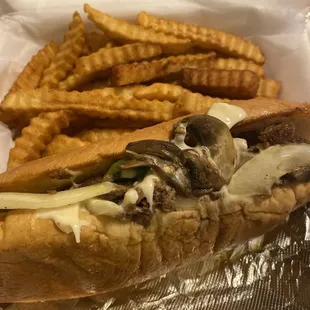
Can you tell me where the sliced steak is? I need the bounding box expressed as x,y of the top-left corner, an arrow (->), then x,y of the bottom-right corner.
259,122 -> 308,147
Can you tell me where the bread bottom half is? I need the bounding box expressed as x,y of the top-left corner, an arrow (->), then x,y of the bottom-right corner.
0,181 -> 309,302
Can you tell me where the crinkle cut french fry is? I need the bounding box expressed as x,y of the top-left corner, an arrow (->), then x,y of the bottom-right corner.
58,73 -> 90,91
1,41 -> 58,128
134,83 -> 185,102
7,111 -> 76,169
133,83 -> 223,116
78,79 -> 112,91
137,11 -> 265,64
58,68 -> 112,91
82,44 -> 91,56
8,41 -> 59,94
209,57 -> 265,77
87,118 -> 156,129
175,92 -> 230,115
84,3 -> 191,54
257,79 -> 281,98
60,43 -> 161,91
39,12 -> 85,89
44,135 -> 90,157
2,89 -> 176,122
182,68 -> 260,99
0,110 -> 24,129
77,128 -> 134,143
62,42 -> 161,91
112,52 -> 216,86
86,31 -> 118,53
75,43 -> 163,76
105,41 -> 117,48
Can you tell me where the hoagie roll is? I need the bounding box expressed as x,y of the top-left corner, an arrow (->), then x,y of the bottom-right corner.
0,98 -> 310,302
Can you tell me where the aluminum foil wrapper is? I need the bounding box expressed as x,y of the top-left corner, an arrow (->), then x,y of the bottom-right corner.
2,206 -> 310,310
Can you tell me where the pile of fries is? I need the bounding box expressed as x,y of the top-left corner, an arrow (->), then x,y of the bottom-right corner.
0,3 -> 282,170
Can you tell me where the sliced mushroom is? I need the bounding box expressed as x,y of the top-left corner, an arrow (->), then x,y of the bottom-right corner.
126,140 -> 182,161
126,140 -> 191,196
181,148 -> 223,195
173,115 -> 236,192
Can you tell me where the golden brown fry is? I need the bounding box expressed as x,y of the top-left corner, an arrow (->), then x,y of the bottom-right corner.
44,134 -> 90,157
257,79 -> 281,98
105,42 -> 117,48
169,80 -> 182,85
84,4 -> 191,54
182,68 -> 260,99
2,89 -> 175,122
75,43 -> 162,76
5,86 -> 145,113
209,57 -> 265,77
77,128 -> 134,143
58,69 -> 112,91
58,73 -> 90,91
89,118 -> 156,129
1,41 -> 59,128
8,41 -> 59,94
85,31 -> 118,53
0,111 -> 23,129
61,43 -> 161,91
39,12 -> 85,89
67,113 -> 157,131
133,83 -> 223,116
7,111 -> 76,169
78,79 -> 112,91
137,11 -> 265,64
82,44 -> 91,56
112,52 -> 216,86
175,92 -> 230,115
134,83 -> 184,102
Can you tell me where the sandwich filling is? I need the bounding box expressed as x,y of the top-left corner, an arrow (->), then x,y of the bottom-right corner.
1,103 -> 310,243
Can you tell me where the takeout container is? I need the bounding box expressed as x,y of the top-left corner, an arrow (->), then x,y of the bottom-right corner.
0,0 -> 310,309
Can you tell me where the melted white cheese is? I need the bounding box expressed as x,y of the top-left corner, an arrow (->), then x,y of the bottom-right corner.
207,102 -> 247,129
233,138 -> 255,171
36,203 -> 82,243
33,173 -> 160,242
171,123 -> 191,150
121,188 -> 139,208
234,138 -> 248,154
136,174 -> 159,210
85,199 -> 124,217
305,215 -> 310,241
